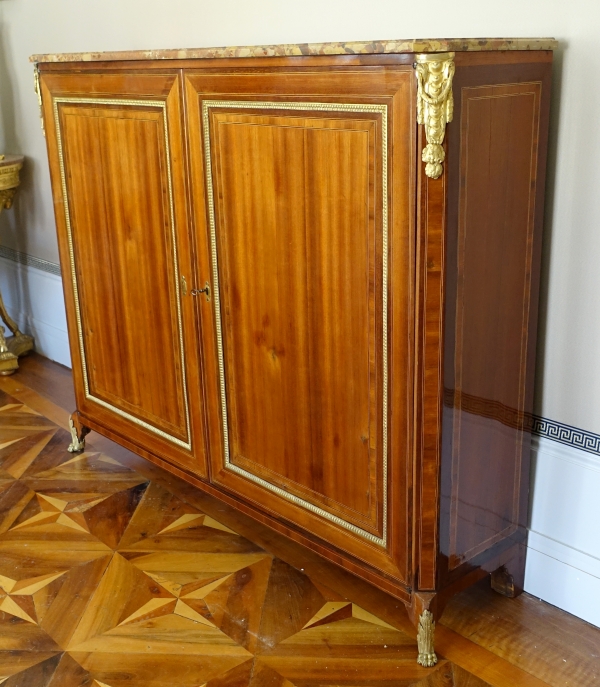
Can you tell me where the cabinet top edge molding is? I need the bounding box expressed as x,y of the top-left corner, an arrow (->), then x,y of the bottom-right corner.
30,36 -> 558,64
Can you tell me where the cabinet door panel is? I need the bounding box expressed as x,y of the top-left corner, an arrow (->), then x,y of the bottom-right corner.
214,110 -> 377,529
186,69 -> 415,582
42,72 -> 208,475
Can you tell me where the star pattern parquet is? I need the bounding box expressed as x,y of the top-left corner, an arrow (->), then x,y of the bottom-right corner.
0,390 -> 492,686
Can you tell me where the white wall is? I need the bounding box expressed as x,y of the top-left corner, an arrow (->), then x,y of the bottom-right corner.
0,0 -> 599,623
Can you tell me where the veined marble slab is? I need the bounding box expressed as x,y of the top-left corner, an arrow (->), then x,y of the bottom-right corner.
31,37 -> 558,63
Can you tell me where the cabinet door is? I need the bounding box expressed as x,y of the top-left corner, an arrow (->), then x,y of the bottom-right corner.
41,71 -> 208,476
186,66 -> 415,583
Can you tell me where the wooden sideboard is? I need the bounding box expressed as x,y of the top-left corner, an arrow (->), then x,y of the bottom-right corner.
33,38 -> 555,666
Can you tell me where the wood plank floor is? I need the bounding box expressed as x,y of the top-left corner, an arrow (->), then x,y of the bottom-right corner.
0,353 -> 598,686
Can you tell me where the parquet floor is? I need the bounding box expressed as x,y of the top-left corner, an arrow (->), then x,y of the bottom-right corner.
0,388 -> 490,686
0,353 -> 598,686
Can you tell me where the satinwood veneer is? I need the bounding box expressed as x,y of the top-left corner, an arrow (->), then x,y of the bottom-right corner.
34,39 -> 554,665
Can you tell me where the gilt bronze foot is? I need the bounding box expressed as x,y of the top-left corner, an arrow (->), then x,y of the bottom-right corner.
417,609 -> 437,667
68,411 -> 91,452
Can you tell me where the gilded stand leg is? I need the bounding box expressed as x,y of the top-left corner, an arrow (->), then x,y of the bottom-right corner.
0,290 -> 34,359
0,324 -> 19,376
68,411 -> 91,453
0,156 -> 28,368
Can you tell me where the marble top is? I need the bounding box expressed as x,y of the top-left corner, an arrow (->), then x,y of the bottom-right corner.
30,37 -> 558,63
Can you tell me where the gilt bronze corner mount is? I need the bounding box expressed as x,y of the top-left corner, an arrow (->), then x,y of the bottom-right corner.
415,52 -> 455,179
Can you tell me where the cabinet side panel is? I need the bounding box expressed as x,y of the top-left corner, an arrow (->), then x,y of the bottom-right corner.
440,57 -> 552,576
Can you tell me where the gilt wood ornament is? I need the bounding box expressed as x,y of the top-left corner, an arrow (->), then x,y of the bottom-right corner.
0,154 -> 33,376
415,52 -> 455,179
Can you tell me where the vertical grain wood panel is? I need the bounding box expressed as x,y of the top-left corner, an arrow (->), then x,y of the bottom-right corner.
41,72 -> 209,477
212,113 -> 376,524
62,107 -> 186,436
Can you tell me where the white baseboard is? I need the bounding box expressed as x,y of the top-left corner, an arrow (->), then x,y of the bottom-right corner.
525,436 -> 600,627
525,546 -> 600,629
0,255 -> 71,368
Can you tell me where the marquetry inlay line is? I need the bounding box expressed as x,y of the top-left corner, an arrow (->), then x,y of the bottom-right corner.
58,452 -> 93,467
0,569 -> 68,625
38,493 -> 67,511
0,596 -> 36,623
302,601 -> 397,630
56,513 -> 90,532
144,571 -> 183,596
10,572 -> 66,595
158,513 -> 205,534
0,438 -> 21,451
9,511 -> 57,530
97,455 -> 122,466
0,403 -> 29,412
352,604 -> 397,629
0,575 -> 16,593
119,597 -> 174,625
202,99 -> 388,547
173,598 -> 215,626
116,566 -> 234,628
53,96 -> 192,450
183,574 -> 232,599
303,601 -> 351,628
203,515 -> 236,534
